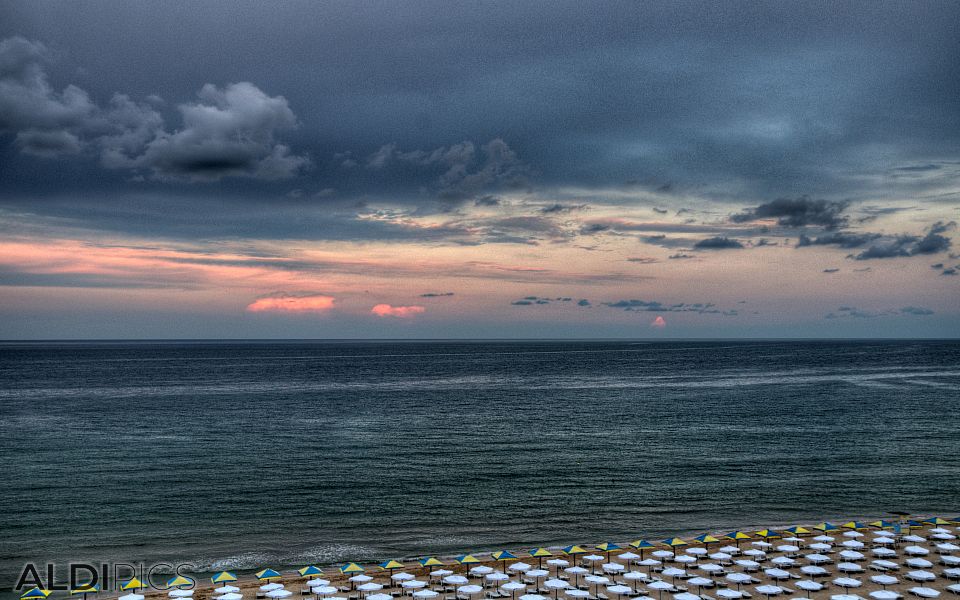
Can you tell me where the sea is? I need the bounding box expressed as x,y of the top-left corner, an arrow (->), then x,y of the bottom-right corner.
1,340 -> 959,592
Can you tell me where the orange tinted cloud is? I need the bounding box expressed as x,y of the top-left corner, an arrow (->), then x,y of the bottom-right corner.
247,294 -> 335,312
650,315 -> 666,328
371,304 -> 425,318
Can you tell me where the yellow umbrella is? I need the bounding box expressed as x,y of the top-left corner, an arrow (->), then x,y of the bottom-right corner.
120,579 -> 144,591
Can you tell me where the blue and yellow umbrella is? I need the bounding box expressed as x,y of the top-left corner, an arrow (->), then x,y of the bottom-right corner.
693,534 -> 721,546
562,545 -> 588,556
298,566 -> 323,578
528,548 -> 552,568
166,576 -> 194,589
755,529 -> 780,540
492,550 -> 516,571
924,517 -> 954,525
339,563 -> 365,575
630,539 -> 655,558
120,579 -> 145,591
842,521 -> 867,530
813,522 -> 838,531
211,572 -> 237,584
662,538 -> 688,547
21,589 -> 51,600
784,526 -> 810,536
256,569 -> 282,581
71,583 -> 100,599
595,542 -> 621,556
378,560 -> 404,575
419,557 -> 444,567
869,520 -> 895,530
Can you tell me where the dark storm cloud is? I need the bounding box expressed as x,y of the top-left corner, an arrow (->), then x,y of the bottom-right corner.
0,1 -> 959,241
848,221 -> 954,260
797,231 -> 881,249
730,196 -> 849,229
601,299 -> 723,314
0,37 -> 308,181
825,305 -> 934,319
693,236 -> 744,249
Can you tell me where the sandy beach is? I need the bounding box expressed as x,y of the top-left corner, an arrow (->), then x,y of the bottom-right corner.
130,518 -> 958,600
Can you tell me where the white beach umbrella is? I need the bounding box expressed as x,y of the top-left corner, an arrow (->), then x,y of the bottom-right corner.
871,560 -> 899,570
306,580 -> 330,588
698,564 -> 723,574
350,576 -> 373,584
709,553 -> 732,562
639,559 -> 662,570
674,556 -> 697,565
617,552 -> 640,563
546,560 -> 569,569
907,558 -> 933,569
908,588 -> 940,598
673,593 -> 700,600
543,579 -> 569,593
356,584 -> 382,593
800,566 -> 828,577
869,592 -> 898,600
215,587 -> 240,594
686,548 -> 708,557
873,538 -> 895,546
583,575 -> 609,586
842,541 -> 865,550
430,570 -> 452,578
946,568 -> 960,579
718,546 -> 739,555
947,585 -> 960,595
725,573 -> 752,589
119,595 -> 144,600
734,560 -> 759,570
661,567 -> 686,581
716,590 -> 742,600
813,536 -> 835,543
805,554 -> 831,564
412,591 -> 438,600
260,584 -> 284,593
509,563 -> 532,573
216,594 -> 243,600
484,574 -> 508,583
776,545 -> 799,554
519,595 -> 548,600
937,543 -> 960,552
783,537 -> 803,544
907,571 -> 936,582
312,586 -> 338,597
764,569 -> 790,580
563,590 -> 589,599
754,585 -> 783,599
752,542 -> 772,549
795,580 -> 823,595
393,573 -> 415,582
839,550 -> 865,561
624,571 -> 648,583
470,566 -> 493,577
647,580 -> 674,600
526,570 -> 549,579
743,550 -> 766,559
584,555 -> 604,563
944,556 -> 960,566
501,582 -> 526,593
266,591 -> 292,599
838,562 -> 864,573
870,575 -> 898,588
770,557 -> 794,567
401,580 -> 427,589
830,595 -> 864,600
602,563 -> 625,574
652,551 -> 675,560
457,585 -> 483,597
905,546 -> 930,556
169,591 -> 193,598
444,576 -> 468,586
809,543 -> 832,552
843,532 -> 865,539
832,578 -> 862,589
903,536 -> 927,543
872,548 -> 897,557
934,534 -> 958,541
686,577 -> 714,594
606,585 -> 632,599
367,594 -> 392,600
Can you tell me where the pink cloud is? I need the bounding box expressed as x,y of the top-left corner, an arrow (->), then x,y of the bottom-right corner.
371,304 -> 425,318
247,294 -> 335,312
650,316 -> 666,328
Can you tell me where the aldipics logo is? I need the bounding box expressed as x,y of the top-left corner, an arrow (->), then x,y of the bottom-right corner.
13,563 -> 197,593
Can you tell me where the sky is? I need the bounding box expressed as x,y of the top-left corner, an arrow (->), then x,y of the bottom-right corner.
0,1 -> 958,339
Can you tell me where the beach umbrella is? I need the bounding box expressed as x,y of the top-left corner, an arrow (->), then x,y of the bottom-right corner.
563,590 -> 589,600
484,573 -> 508,584
312,586 -> 338,597
647,580 -> 673,600
167,576 -> 195,590
870,592 -> 899,600
785,527 -> 811,536
908,588 -> 940,599
367,594 -> 392,600
754,585 -> 783,600
492,551 -> 518,572
908,558 -> 934,569
652,550 -> 675,560
675,555 -> 696,565
379,560 -> 404,578
582,554 -> 605,574
687,577 -> 713,595
71,584 -> 101,600
544,578 -> 569,595
871,560 -> 898,571
602,563 -> 625,575
843,522 -> 867,531
299,567 -> 323,578
606,585 -> 631,600
871,575 -> 898,589
809,543 -> 832,552
630,540 -> 656,558
638,559 -> 661,572
725,574 -> 751,590
832,577 -> 862,589
420,558 -> 444,568
340,564 -> 365,575
661,568 -> 686,583
412,591 -> 438,600
257,570 -> 282,581
455,555 -> 481,572
944,556 -> 960,566
528,548 -> 553,568
501,582 -> 526,600
401,580 -> 427,591
814,523 -> 839,531
443,575 -> 467,586
457,585 -> 483,598
260,584 -> 284,593
118,595 -> 144,600
674,593 -> 700,600
830,595 -> 863,600
305,580 -> 330,588
266,591 -> 292,599
698,563 -> 723,574
596,542 -> 621,556
169,592 -> 193,598
216,594 -> 243,600
527,569 -> 549,579
805,554 -> 831,564
21,589 -> 51,600
519,595 -> 548,600
561,546 -> 588,564
663,538 -> 688,548
905,546 -> 930,556
795,581 -> 823,598
694,534 -> 721,547
617,551 -> 640,564
800,566 -> 828,577
564,566 -> 587,586
215,586 -> 240,594
392,574 -> 414,583
764,569 -> 790,581
870,521 -> 896,530
907,571 -> 936,582
948,585 -> 960,595
734,560 -> 759,571
770,557 -> 795,567
755,530 -> 780,540
469,566 -> 493,578
838,562 -> 864,573
725,532 -> 752,546
120,579 -> 145,592
923,518 -> 953,526
213,573 -> 238,585
716,591 -> 742,600
357,583 -> 382,595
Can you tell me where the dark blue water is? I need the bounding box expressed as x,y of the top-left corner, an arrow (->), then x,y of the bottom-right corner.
1,340 -> 959,589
